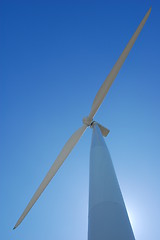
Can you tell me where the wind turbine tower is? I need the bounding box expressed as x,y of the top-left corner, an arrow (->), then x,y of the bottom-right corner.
88,124 -> 135,239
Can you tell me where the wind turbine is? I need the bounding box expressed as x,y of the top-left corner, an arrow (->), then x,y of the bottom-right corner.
14,7 -> 151,239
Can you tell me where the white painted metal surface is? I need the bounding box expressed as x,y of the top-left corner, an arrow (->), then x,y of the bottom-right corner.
88,124 -> 135,240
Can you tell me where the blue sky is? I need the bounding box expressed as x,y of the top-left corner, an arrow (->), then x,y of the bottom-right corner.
1,0 -> 160,239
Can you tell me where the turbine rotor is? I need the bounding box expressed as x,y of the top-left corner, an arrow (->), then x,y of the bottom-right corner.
82,116 -> 93,126
13,7 -> 151,230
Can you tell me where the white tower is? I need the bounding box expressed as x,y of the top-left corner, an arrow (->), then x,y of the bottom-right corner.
88,124 -> 135,240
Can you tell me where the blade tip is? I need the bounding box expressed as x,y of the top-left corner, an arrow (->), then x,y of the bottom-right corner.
13,223 -> 19,230
148,6 -> 152,14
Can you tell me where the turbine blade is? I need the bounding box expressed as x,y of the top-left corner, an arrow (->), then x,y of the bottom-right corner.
14,124 -> 87,229
96,123 -> 110,137
88,7 -> 151,120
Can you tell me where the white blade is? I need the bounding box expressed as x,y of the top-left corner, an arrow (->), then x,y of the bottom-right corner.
89,7 -> 151,120
97,123 -> 110,137
14,124 -> 87,229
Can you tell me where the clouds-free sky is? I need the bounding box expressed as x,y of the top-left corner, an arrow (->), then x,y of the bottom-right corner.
1,1 -> 160,240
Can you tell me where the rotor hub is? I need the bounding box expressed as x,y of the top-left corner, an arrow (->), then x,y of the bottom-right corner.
82,116 -> 93,127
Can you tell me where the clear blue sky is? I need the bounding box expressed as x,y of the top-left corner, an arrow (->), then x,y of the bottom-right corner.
1,0 -> 160,239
